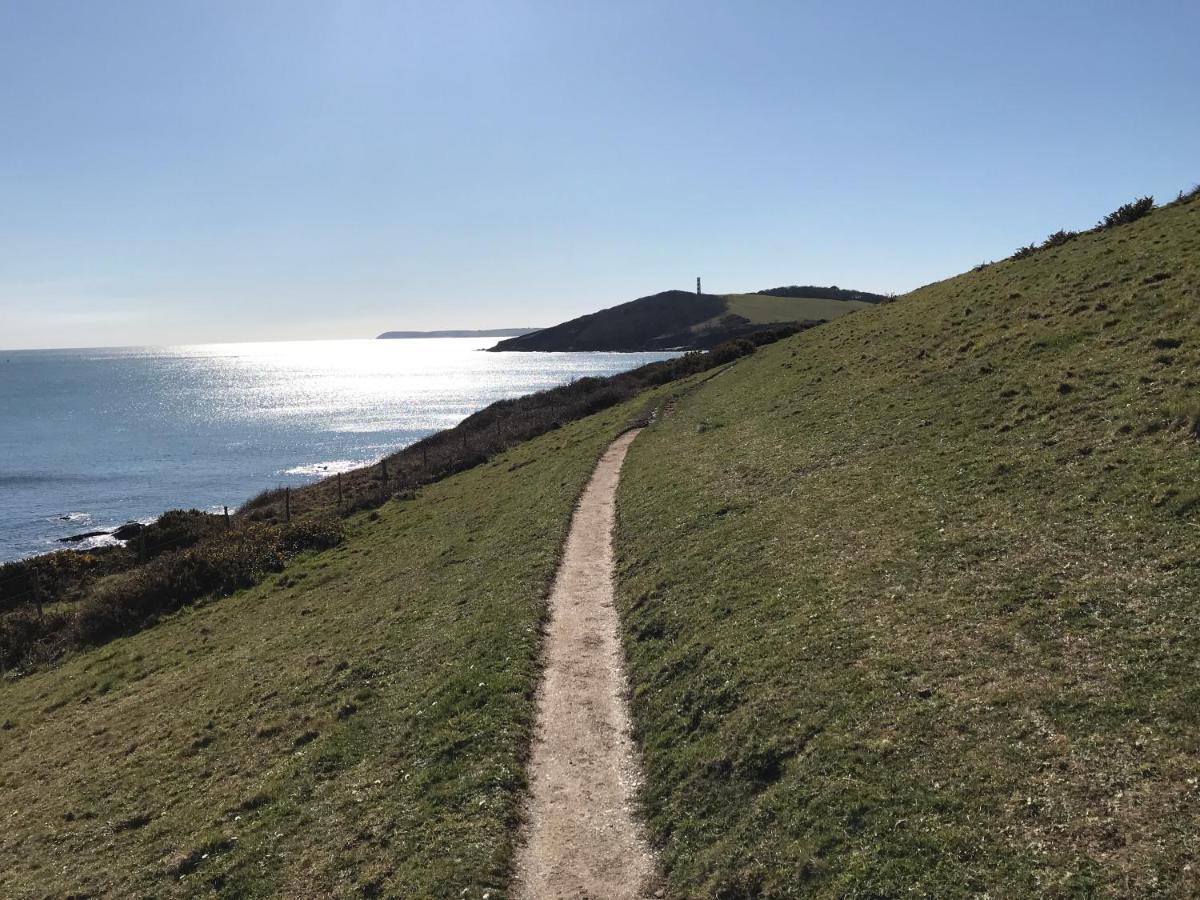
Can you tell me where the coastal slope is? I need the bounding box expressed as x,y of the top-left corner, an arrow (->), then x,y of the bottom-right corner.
1,193 -> 1197,897
615,194 -> 1200,896
0,393 -> 669,897
489,288 -> 880,352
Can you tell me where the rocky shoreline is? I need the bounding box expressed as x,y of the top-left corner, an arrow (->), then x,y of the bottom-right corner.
58,521 -> 147,545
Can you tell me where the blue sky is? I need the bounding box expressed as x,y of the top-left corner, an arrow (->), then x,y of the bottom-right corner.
1,0 -> 1197,349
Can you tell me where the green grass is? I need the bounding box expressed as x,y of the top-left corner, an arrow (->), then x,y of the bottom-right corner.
720,293 -> 875,324
491,289 -> 871,352
616,197 -> 1200,897
4,191 -> 1198,897
0,389 -> 671,898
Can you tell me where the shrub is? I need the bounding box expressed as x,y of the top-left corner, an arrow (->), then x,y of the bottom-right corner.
0,606 -> 72,671
1008,229 -> 1077,262
1176,184 -> 1200,204
138,509 -> 225,560
1042,229 -> 1078,249
1097,196 -> 1154,229
70,524 -> 291,647
0,511 -> 227,617
0,517 -> 347,670
707,338 -> 758,366
278,517 -> 344,552
240,486 -> 288,514
0,550 -> 116,614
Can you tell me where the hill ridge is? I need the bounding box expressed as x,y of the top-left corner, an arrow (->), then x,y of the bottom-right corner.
613,192 -> 1200,896
490,287 -> 876,352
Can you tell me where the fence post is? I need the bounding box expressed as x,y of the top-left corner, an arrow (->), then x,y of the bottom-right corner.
33,571 -> 43,620
337,471 -> 343,507
381,457 -> 388,483
285,487 -> 291,523
223,505 -> 230,529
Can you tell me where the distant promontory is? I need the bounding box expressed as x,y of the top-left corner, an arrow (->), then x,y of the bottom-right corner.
488,286 -> 888,352
377,328 -> 541,340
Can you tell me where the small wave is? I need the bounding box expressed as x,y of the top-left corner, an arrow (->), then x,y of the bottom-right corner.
67,533 -> 124,552
282,459 -> 373,477
328,421 -> 417,434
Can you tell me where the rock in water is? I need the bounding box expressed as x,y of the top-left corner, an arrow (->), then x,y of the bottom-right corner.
111,522 -> 146,541
58,530 -> 109,543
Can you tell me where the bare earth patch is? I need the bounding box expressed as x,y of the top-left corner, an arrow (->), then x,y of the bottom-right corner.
514,429 -> 658,899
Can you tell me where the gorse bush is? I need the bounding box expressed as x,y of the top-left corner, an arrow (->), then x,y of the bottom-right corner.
238,486 -> 288,513
1098,196 -> 1155,229
1009,229 -> 1078,263
0,550 -> 112,615
277,517 -> 344,552
0,516 -> 344,671
0,607 -> 71,673
0,510 -> 226,616
1006,189 -> 1168,265
1042,228 -> 1078,249
136,509 -> 226,560
71,526 -> 287,647
1004,185 -> 1188,268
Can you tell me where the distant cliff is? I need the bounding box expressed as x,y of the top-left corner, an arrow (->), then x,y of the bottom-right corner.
377,328 -> 540,339
488,288 -> 878,352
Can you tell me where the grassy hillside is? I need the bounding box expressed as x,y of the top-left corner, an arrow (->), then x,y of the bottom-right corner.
5,186 -> 1195,897
2,343 -> 768,674
0,390 -> 671,898
615,196 -> 1200,897
489,289 -> 870,352
721,293 -> 875,325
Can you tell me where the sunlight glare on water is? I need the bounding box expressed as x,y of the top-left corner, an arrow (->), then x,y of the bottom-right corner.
0,338 -> 677,560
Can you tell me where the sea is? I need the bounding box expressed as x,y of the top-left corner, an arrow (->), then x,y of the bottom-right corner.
0,338 -> 676,563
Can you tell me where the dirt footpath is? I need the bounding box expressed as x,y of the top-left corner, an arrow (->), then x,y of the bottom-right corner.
513,428 -> 658,899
